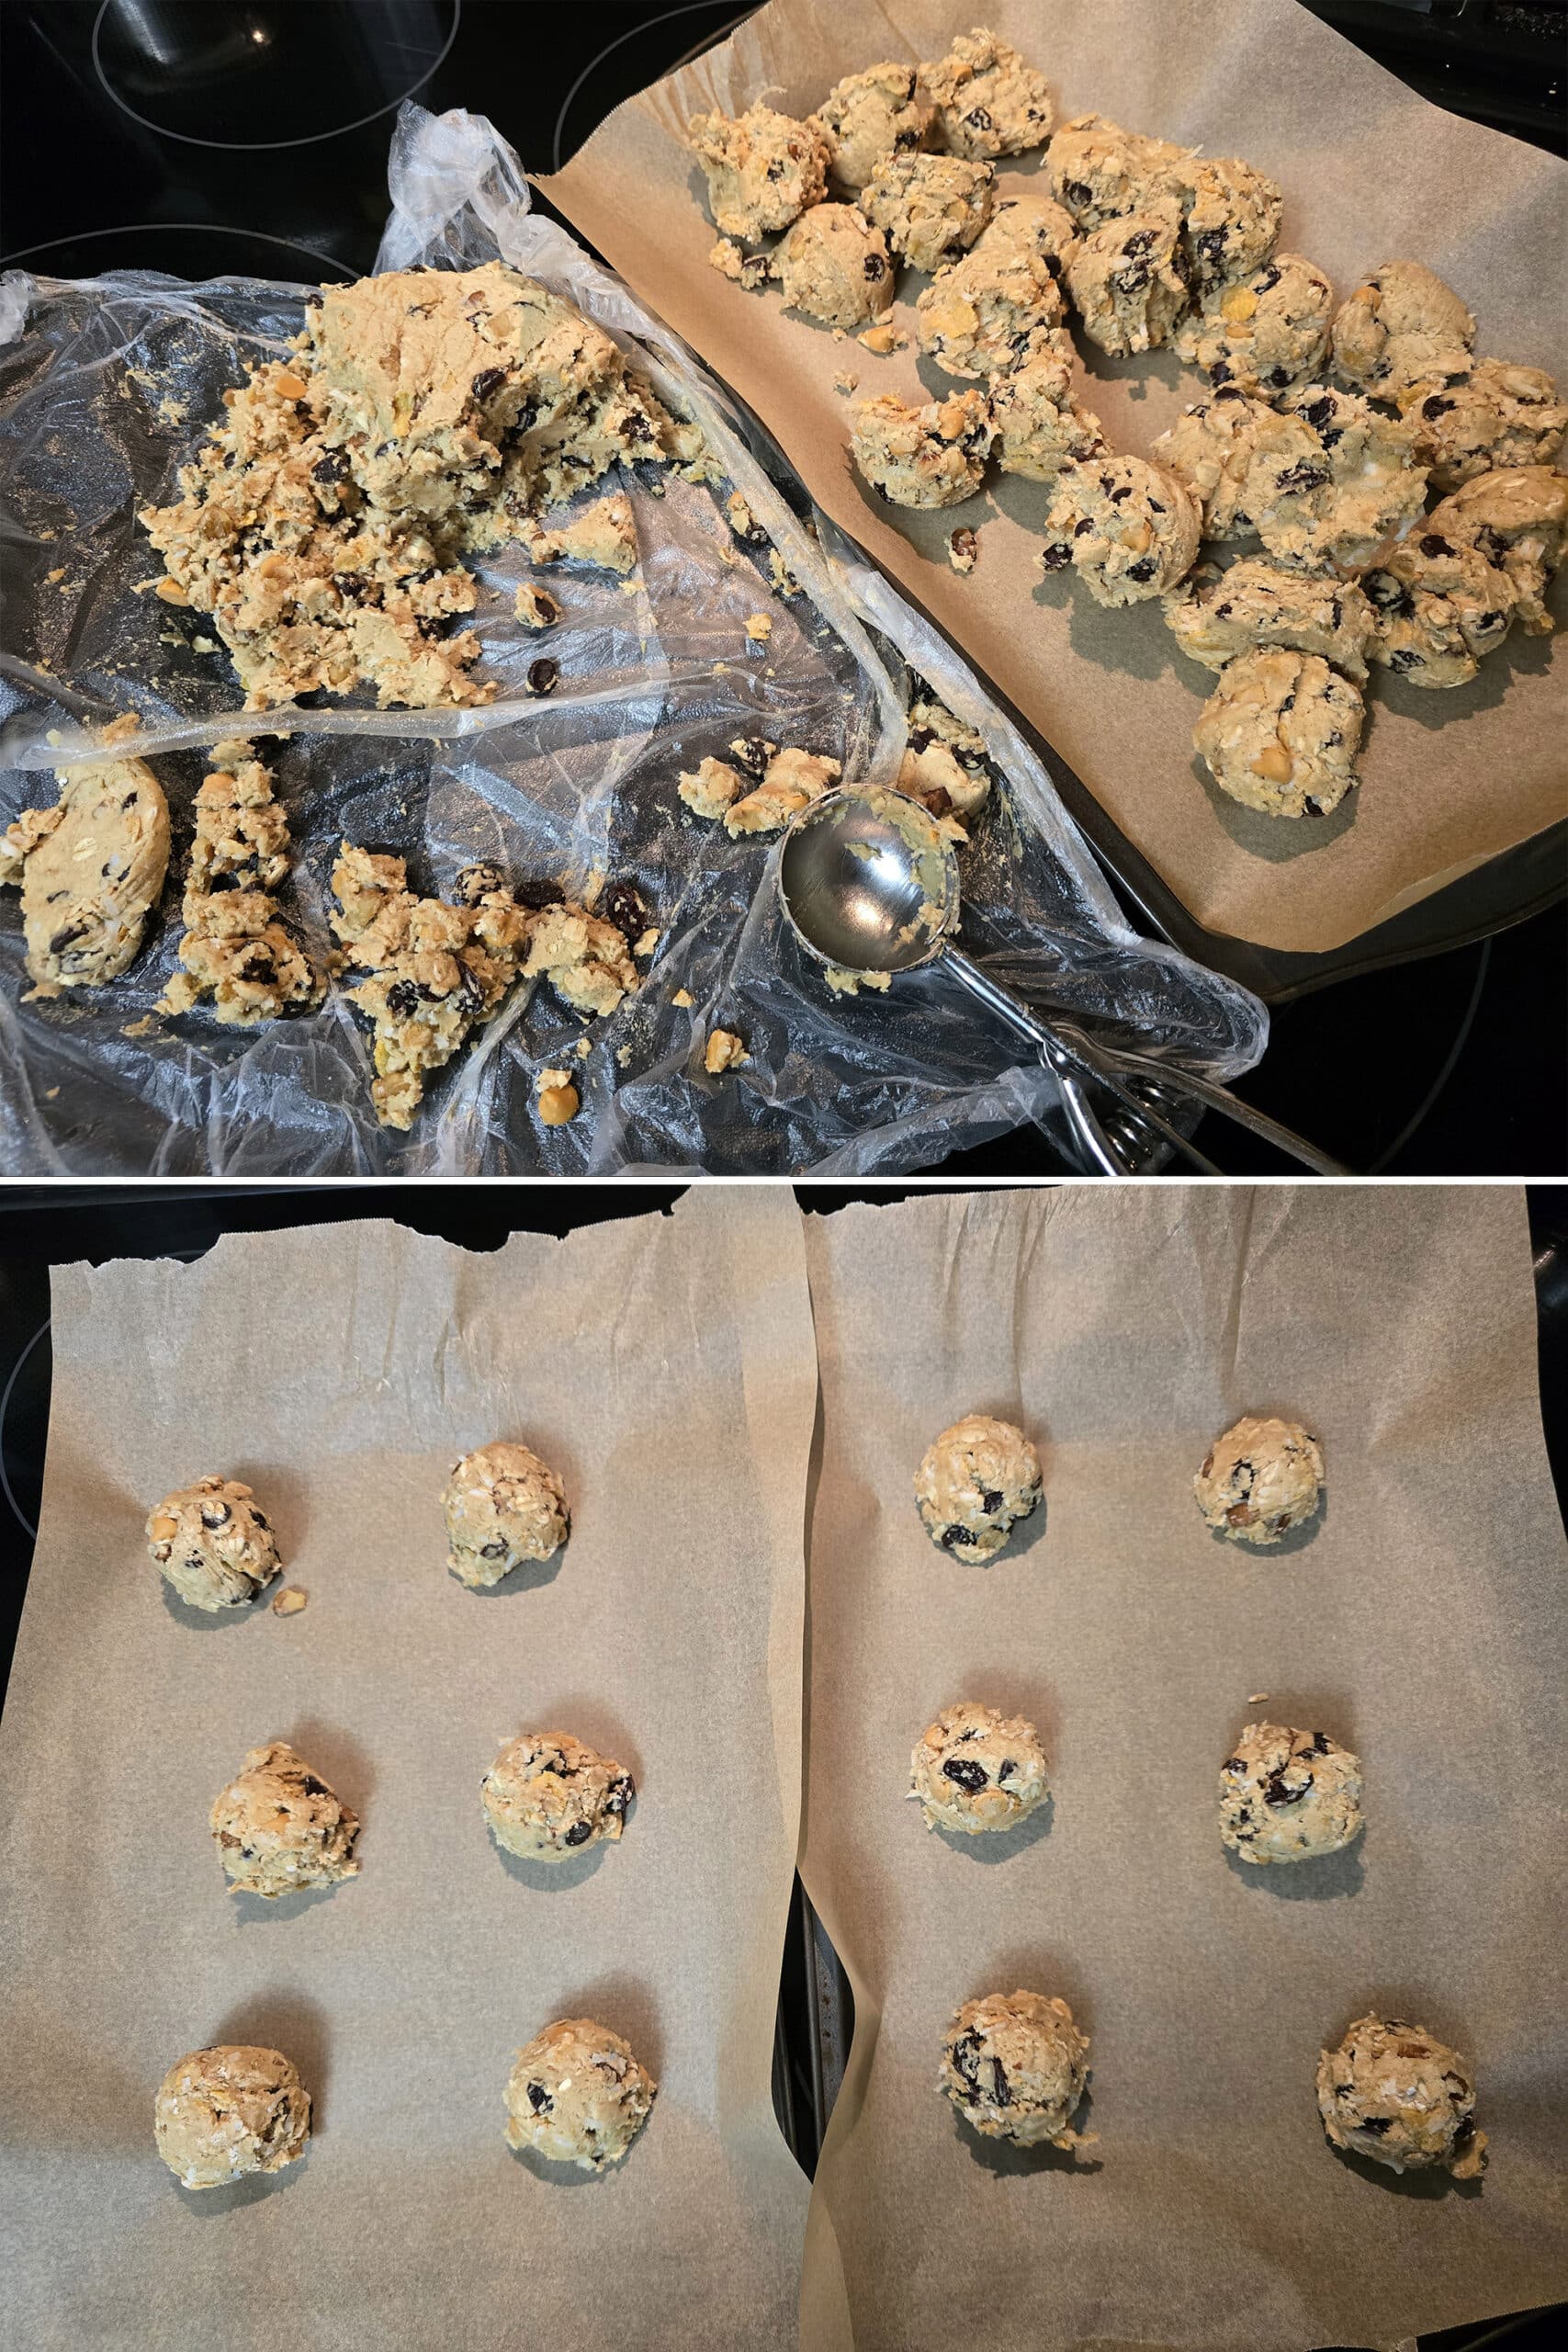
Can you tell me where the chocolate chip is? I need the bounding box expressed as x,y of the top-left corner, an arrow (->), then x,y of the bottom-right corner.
470,366 -> 507,403
604,1775 -> 635,1817
386,978 -> 420,1017
1222,1757 -> 1247,1775
527,658 -> 559,695
1110,262 -> 1151,296
1419,534 -> 1453,559
894,127 -> 920,152
1149,498 -> 1165,514
311,448 -> 353,485
1357,2115 -> 1392,2135
939,1522 -> 977,1548
998,1758 -> 1017,1781
1311,1732 -> 1331,1755
1476,610 -> 1503,631
1263,1768 -> 1311,1807
1126,557 -> 1156,581
1073,515 -> 1096,537
1421,395 -> 1457,419
942,1756 -> 988,1793
301,1775 -> 329,1797
1280,692 -> 1296,711
600,880 -> 649,942
1254,266 -> 1281,293
964,106 -> 993,132
564,1820 -> 593,1847
1272,462 -> 1330,495
251,1510 -> 268,1530
1267,367 -> 1292,389
455,860 -> 506,906
1388,648 -> 1420,671
1298,396 -> 1337,432
1209,361 -> 1234,386
1303,797 -> 1325,816
980,1489 -> 1004,1514
1039,543 -> 1070,571
990,2058 -> 1010,2105
950,2030 -> 984,2092
526,2081 -> 553,2112
731,736 -> 773,777
1121,229 -> 1156,258
48,922 -> 87,953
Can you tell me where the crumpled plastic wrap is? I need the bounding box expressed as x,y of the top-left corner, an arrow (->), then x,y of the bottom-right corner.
0,104 -> 1266,1175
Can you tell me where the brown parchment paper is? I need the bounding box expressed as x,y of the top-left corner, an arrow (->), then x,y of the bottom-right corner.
798,1184 -> 1567,2352
541,0 -> 1568,955
0,1192 -> 815,2352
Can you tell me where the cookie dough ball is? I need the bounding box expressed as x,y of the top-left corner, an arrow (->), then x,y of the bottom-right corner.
916,242 -> 1064,379
914,1412 -> 1042,1558
1150,388 -> 1277,540
1363,529 -> 1517,687
210,1741 -> 361,1899
1316,2016 -> 1486,2178
1164,559 -> 1376,684
1040,456 -> 1201,607
909,1700 -> 1050,1834
1067,198 -> 1193,357
940,1991 -> 1091,2148
481,1729 -> 635,1862
1331,260 -> 1475,398
817,62 -> 937,193
442,1441 -> 569,1589
153,2046 -> 310,2190
1427,463 -> 1568,635
1183,155 -> 1282,293
992,346 -> 1108,481
921,27 -> 1053,159
851,389 -> 995,508
972,190 -> 1080,279
1174,254 -> 1335,398
688,103 -> 829,243
1195,1413 -> 1324,1540
1397,359 -> 1568,492
1194,650 -> 1363,821
862,151 -> 995,277
772,203 -> 894,328
1219,1722 -> 1363,1862
1047,112 -> 1194,229
145,1476 -> 281,1612
1249,386 -> 1427,574
505,2018 -> 656,2170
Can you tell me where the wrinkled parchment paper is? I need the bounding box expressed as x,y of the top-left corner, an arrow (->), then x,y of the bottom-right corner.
798,1184 -> 1567,2352
0,1193 -> 816,2351
542,0 -> 1568,955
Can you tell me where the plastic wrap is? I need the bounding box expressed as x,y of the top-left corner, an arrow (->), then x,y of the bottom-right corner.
0,105 -> 1266,1175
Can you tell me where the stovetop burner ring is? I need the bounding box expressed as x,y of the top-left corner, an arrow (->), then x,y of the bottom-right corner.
0,221 -> 356,281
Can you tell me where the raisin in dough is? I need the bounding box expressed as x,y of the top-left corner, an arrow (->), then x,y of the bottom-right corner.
915,1412 -> 1042,1559
1195,1413 -> 1324,1541
1183,156 -> 1282,293
443,1442 -> 569,1588
1039,457 -> 1201,607
772,203 -> 895,328
1397,360 -> 1568,492
1331,261 -> 1475,398
1047,113 -> 1194,229
816,62 -> 936,194
1363,529 -> 1517,687
1317,2017 -> 1486,2178
1066,198 -> 1192,357
916,243 -> 1064,379
852,390 -> 995,507
1150,389 -> 1277,540
1427,464 -> 1568,635
482,1729 -> 635,1862
1174,254 -> 1334,397
1248,386 -> 1426,574
505,2019 -> 656,2169
154,2047 -> 310,2189
146,1476 -> 281,1611
940,1991 -> 1092,2149
921,27 -> 1053,159
1219,1722 -> 1363,1863
0,744 -> 169,997
909,1700 -> 1050,1834
1164,560 -> 1376,683
687,103 -> 829,242
974,191 -> 1080,280
862,152 -> 995,276
992,347 -> 1108,481
210,1741 -> 361,1899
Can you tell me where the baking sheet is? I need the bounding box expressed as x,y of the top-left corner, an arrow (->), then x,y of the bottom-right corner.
541,0 -> 1568,956
0,1191 -> 816,2352
797,1184 -> 1568,2352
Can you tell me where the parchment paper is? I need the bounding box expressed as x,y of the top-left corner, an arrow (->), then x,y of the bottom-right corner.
0,1191 -> 816,2352
798,1184 -> 1567,2352
541,0 -> 1568,955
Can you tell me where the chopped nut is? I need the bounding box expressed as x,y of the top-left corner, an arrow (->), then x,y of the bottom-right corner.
537,1081 -> 581,1125
1251,743 -> 1293,783
633,927 -> 660,956
271,1586 -> 308,1616
671,987 -> 694,1009
1221,287 -> 1258,323
857,322 -> 906,356
745,613 -> 773,644
272,369 -> 310,401
154,577 -> 190,605
705,1026 -> 749,1074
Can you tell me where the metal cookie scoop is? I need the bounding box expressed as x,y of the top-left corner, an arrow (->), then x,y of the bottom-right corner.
777,787 -> 1346,1176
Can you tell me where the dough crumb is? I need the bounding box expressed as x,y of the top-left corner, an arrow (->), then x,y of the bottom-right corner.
745,612 -> 773,643
948,526 -> 979,573
272,1586 -> 308,1616
824,965 -> 891,996
708,237 -> 769,290
833,371 -> 860,395
857,321 -> 907,355
705,1026 -> 750,1072
536,1071 -> 581,1125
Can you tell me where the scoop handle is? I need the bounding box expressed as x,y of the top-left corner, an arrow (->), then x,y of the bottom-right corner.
940,948 -> 1130,1176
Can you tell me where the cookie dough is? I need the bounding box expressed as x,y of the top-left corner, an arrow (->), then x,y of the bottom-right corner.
915,242 -> 1064,378
146,1476 -> 281,1611
1427,463 -> 1568,634
0,743 -> 169,997
1173,254 -> 1335,397
1397,359 -> 1568,492
1362,529 -> 1517,687
816,62 -> 936,193
1046,112 -> 1194,229
1039,456 -> 1201,607
1195,649 -> 1362,820
1149,389 -> 1277,540
915,1412 -> 1042,1559
862,151 -> 996,276
525,899 -> 639,1015
724,746 -> 842,836
897,697 -> 993,824
921,27 -> 1053,159
678,755 -> 744,820
1219,1722 -> 1363,1862
1317,2017 -> 1486,2178
522,492 -> 639,574
1066,198 -> 1192,356
772,203 -> 895,330
1248,386 -> 1426,574
1195,1413 -> 1325,1540
939,1990 -> 1092,2148
1331,260 -> 1475,398
851,389 -> 995,507
991,346 -> 1108,480
210,1741 -> 361,1898
1182,155 -> 1282,293
482,1729 -> 635,1861
1163,559 -> 1377,682
505,2018 -> 656,2169
159,741 -> 320,1025
687,102 -> 829,242
972,191 -> 1081,280
154,2046 -> 311,2190
909,1700 -> 1051,1834
442,1440 -> 569,1589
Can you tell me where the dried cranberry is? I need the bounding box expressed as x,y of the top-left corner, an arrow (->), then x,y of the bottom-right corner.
1263,1769 -> 1311,1807
732,736 -> 773,777
311,449 -> 352,485
1062,180 -> 1093,209
1126,557 -> 1156,581
990,2058 -> 1010,2105
386,978 -> 420,1016
1272,463 -> 1330,495
864,254 -> 887,283
1419,534 -> 1452,559
964,106 -> 993,132
1039,543 -> 1070,571
1421,395 -> 1456,420
942,1757 -> 988,1793
604,1776 -> 635,1816
1297,396 -> 1337,432
455,860 -> 506,906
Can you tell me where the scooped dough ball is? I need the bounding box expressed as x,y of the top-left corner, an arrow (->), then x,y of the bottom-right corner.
1195,1413 -> 1324,1543
1066,198 -> 1193,358
920,27 -> 1054,159
1219,1722 -> 1362,1863
1396,359 -> 1568,492
145,1476 -> 280,1611
1316,2016 -> 1486,2178
909,1700 -> 1050,1834
1182,155 -> 1282,293
1427,463 -> 1568,635
1173,254 -> 1335,398
915,1412 -> 1042,1559
1150,388 -> 1277,541
816,62 -> 936,194
939,1990 -> 1092,2148
1163,559 -> 1377,684
851,390 -> 996,508
772,202 -> 895,329
687,103 -> 829,243
1040,456 -> 1201,607
862,151 -> 996,277
442,1441 -> 569,1589
482,1729 -> 635,1862
504,2018 -> 656,2170
153,2046 -> 310,2190
1363,529 -> 1517,688
1047,112 -> 1194,230
1192,648 -> 1363,821
209,1740 -> 361,1899
1331,260 -> 1475,397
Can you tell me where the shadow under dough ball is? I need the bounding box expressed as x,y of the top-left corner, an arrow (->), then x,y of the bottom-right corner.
442,1440 -> 569,1589
915,1413 -> 1043,1559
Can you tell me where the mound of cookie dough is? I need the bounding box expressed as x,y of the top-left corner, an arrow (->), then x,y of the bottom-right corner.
909,1700 -> 1050,1835
921,26 -> 1053,159
154,2046 -> 310,2189
678,740 -> 842,833
1183,155 -> 1282,293
1194,1413 -> 1324,1541
146,1476 -> 281,1611
1174,254 -> 1334,397
210,1740 -> 361,1899
443,1440 -> 569,1589
973,191 -> 1080,279
1397,359 -> 1568,492
1248,386 -> 1427,575
1150,388 -> 1277,540
1163,560 -> 1376,683
1362,529 -> 1517,687
688,102 -> 829,241
0,731 -> 169,998
940,1990 -> 1092,2148
1046,112 -> 1194,229
817,62 -> 936,192
1194,650 -> 1363,820
991,345 -> 1108,481
1427,464 -> 1568,634
852,390 -> 995,507
915,1412 -> 1042,1559
1317,2016 -> 1486,2178
862,151 -> 995,276
159,741 -> 320,1026
772,203 -> 894,329
1039,457 -> 1201,607
897,697 -> 993,828
1331,260 -> 1475,398
505,2018 -> 656,2169
482,1729 -> 635,1861
1219,1722 -> 1363,1863
916,241 -> 1064,379
1066,198 -> 1192,357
